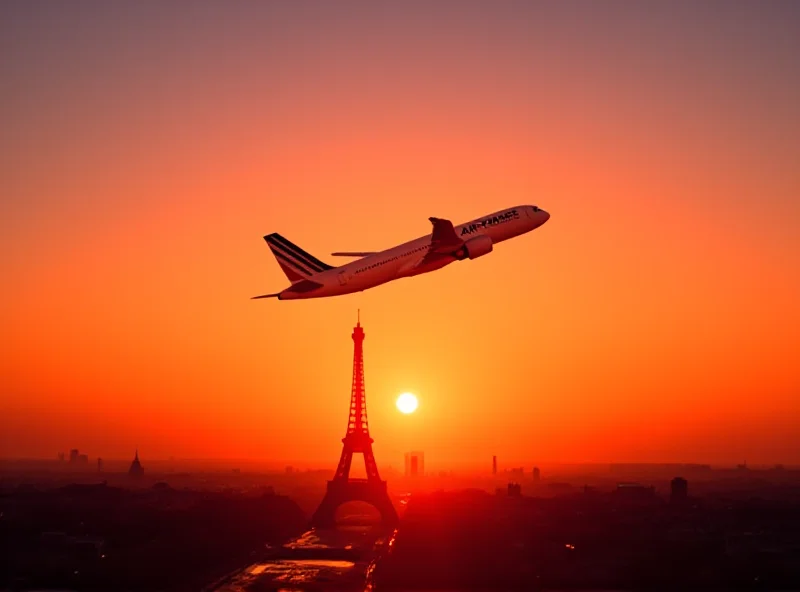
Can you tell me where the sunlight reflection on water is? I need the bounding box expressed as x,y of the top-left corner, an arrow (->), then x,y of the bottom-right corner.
213,527 -> 387,591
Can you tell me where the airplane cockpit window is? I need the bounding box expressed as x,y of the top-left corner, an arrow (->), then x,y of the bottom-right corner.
532,206 -> 540,212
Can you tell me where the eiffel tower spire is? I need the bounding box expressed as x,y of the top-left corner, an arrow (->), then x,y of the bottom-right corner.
345,313 -> 371,441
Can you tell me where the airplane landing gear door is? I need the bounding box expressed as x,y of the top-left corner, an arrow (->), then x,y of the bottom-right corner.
337,271 -> 348,286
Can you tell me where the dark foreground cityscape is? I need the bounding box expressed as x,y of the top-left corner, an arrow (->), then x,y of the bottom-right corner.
2,459 -> 800,591
3,321 -> 800,590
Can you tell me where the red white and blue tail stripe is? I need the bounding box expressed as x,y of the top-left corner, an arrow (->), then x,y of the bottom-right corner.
264,233 -> 333,283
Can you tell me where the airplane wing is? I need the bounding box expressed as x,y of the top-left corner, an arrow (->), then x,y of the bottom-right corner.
334,218 -> 461,263
427,217 -> 463,254
407,216 -> 466,271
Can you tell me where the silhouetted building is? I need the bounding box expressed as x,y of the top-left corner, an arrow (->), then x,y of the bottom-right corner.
670,476 -> 688,504
507,482 -> 522,497
57,452 -> 65,462
404,451 -> 424,477
128,449 -> 144,478
97,457 -> 104,472
67,449 -> 89,465
492,455 -> 497,475
533,466 -> 541,481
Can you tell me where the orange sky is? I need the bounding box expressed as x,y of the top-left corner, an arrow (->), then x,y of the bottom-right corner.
2,1 -> 799,468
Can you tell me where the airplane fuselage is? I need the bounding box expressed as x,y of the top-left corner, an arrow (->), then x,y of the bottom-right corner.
275,205 -> 549,300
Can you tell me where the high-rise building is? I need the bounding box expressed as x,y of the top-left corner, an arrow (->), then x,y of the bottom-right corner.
670,477 -> 688,504
69,449 -> 79,464
533,466 -> 541,481
404,451 -> 424,477
492,455 -> 497,475
97,458 -> 104,472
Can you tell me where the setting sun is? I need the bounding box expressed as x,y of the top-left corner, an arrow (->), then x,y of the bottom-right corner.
396,393 -> 418,414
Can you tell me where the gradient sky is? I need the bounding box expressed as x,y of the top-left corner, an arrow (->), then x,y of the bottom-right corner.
2,0 -> 799,468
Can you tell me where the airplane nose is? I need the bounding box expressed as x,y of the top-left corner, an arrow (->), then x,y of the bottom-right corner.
527,206 -> 550,226
532,207 -> 549,226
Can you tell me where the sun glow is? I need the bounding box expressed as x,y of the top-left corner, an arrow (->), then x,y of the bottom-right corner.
396,393 -> 418,414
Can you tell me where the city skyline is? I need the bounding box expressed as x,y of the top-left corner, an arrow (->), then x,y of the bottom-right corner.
2,1 -> 799,465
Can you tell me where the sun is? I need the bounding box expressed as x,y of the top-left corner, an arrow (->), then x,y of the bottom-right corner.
396,392 -> 418,414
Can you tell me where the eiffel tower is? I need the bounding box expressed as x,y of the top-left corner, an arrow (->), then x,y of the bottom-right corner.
310,313 -> 399,528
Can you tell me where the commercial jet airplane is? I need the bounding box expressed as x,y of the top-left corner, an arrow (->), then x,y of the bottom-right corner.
252,205 -> 550,300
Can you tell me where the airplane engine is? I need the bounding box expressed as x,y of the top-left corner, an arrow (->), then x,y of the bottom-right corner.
456,234 -> 493,260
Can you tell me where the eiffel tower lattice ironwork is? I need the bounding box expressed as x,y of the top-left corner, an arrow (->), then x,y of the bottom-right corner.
310,312 -> 398,528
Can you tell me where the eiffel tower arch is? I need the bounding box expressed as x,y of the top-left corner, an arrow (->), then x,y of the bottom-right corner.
311,314 -> 399,529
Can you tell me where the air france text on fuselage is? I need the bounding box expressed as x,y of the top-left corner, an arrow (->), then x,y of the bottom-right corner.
460,209 -> 519,236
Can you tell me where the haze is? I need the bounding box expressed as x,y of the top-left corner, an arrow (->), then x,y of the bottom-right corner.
1,0 -> 799,467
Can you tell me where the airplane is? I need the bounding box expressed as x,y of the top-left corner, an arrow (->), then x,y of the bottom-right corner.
252,205 -> 550,300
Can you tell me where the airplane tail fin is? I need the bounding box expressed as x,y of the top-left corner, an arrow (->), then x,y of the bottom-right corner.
263,233 -> 334,283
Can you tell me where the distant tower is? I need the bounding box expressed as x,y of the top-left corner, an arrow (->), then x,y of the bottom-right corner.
69,449 -> 79,464
97,457 -> 104,473
670,476 -> 688,504
533,466 -> 541,481
404,451 -> 424,477
492,455 -> 497,475
128,449 -> 144,478
311,314 -> 398,528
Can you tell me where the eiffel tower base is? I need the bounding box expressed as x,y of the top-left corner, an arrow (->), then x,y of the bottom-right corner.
311,478 -> 399,529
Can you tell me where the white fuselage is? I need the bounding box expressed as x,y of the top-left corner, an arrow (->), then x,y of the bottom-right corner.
277,205 -> 549,300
